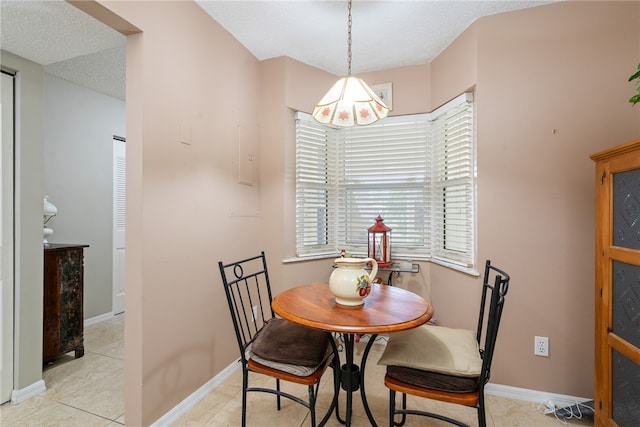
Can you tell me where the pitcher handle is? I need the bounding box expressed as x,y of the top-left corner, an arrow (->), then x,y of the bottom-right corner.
364,258 -> 378,283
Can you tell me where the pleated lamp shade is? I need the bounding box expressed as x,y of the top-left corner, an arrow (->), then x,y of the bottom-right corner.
312,76 -> 389,127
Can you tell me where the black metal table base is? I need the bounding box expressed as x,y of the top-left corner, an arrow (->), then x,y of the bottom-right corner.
329,333 -> 379,427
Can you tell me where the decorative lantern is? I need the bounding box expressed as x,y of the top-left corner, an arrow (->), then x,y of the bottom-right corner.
368,215 -> 392,268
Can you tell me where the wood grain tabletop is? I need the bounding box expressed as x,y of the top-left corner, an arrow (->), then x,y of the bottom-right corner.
272,283 -> 433,335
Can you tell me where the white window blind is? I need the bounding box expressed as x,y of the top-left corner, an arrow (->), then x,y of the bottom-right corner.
431,95 -> 475,267
295,118 -> 338,256
338,116 -> 431,259
295,93 -> 475,269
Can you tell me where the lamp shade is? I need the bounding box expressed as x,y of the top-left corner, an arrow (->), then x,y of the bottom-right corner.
312,76 -> 389,127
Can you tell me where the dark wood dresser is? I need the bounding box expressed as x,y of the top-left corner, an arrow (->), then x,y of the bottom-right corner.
43,244 -> 89,365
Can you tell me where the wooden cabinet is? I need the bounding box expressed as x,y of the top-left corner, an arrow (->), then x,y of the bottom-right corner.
591,139 -> 640,427
43,244 -> 88,365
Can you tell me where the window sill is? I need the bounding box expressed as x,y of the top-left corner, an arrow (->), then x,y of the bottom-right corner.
283,255 -> 479,277
282,254 -> 336,264
430,258 -> 479,277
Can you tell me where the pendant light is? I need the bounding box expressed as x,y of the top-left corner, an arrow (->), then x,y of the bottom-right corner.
312,0 -> 389,127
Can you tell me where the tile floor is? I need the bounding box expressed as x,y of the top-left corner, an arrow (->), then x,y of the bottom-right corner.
1,314 -> 125,427
1,316 -> 593,426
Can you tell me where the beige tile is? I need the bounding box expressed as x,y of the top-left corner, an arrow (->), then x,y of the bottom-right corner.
42,353 -> 123,401
208,387 -> 311,427
366,390 -> 482,427
84,321 -> 124,358
313,412 -> 374,427
171,381 -> 242,426
90,338 -> 125,360
1,398 -> 112,427
109,313 -> 125,327
56,367 -> 124,421
0,396 -> 58,426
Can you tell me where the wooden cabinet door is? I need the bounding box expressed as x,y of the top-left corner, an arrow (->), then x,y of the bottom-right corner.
592,139 -> 640,427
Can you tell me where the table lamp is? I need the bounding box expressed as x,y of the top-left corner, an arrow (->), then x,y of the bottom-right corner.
43,195 -> 57,245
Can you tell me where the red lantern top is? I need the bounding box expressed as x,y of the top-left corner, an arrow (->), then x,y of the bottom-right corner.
368,215 -> 392,232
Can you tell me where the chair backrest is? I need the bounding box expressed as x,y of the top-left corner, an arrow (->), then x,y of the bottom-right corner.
475,260 -> 510,387
218,252 -> 276,361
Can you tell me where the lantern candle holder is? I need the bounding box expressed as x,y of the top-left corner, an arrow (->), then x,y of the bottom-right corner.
368,215 -> 391,268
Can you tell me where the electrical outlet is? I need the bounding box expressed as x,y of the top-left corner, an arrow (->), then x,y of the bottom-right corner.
535,336 -> 549,357
252,305 -> 258,321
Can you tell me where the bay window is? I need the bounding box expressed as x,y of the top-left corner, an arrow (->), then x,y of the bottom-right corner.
295,93 -> 475,271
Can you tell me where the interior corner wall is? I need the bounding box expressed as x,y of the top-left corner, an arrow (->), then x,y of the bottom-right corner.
257,57 -> 290,294
91,1 -> 262,425
359,64 -> 431,114
0,50 -> 44,394
258,57 -> 341,294
429,0 -> 640,399
43,74 -> 125,319
429,25 -> 478,109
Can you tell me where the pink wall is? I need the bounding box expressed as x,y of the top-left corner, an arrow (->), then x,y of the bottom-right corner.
470,1 -> 640,395
85,0 -> 640,424
93,1 -> 264,424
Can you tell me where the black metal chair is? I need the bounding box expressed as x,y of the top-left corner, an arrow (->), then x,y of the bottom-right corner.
378,260 -> 510,427
218,252 -> 338,427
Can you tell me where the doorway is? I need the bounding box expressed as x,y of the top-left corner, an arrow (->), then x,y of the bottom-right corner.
1,0 -> 129,405
1,70 -> 15,404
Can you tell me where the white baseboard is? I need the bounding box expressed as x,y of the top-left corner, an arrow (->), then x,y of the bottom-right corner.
84,311 -> 115,327
11,379 -> 46,403
485,383 -> 591,409
6,313 -> 116,406
150,359 -> 241,426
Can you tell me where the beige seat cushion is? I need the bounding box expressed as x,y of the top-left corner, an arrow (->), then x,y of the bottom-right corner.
378,324 -> 482,377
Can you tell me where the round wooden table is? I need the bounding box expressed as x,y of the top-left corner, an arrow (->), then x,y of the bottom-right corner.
272,282 -> 433,427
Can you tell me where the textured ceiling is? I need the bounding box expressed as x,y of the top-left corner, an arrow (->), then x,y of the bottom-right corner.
198,0 -> 554,76
0,0 -> 555,101
1,0 -> 126,99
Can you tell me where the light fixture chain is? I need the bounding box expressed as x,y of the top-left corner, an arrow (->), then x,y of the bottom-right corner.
312,0 -> 389,126
347,0 -> 352,76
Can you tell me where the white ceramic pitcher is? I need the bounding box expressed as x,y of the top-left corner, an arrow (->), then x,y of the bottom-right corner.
329,257 -> 378,306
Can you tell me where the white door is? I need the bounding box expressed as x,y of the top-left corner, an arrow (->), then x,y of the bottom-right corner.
112,138 -> 125,315
1,70 -> 15,403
